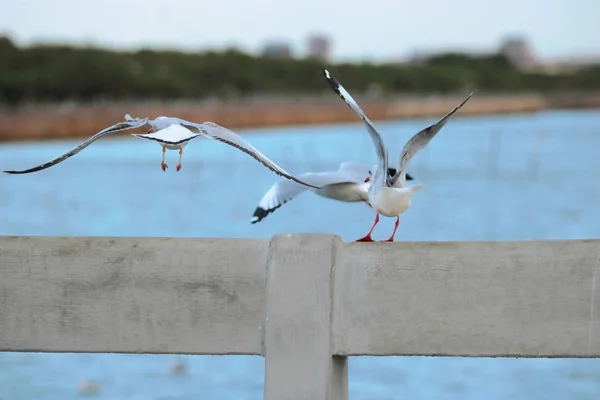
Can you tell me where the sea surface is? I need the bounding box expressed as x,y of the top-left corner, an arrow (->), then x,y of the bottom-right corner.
1,109 -> 600,399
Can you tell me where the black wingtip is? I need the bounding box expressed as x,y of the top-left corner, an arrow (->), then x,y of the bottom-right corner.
3,166 -> 45,174
251,205 -> 282,224
322,69 -> 335,84
461,92 -> 475,106
251,206 -> 268,224
322,68 -> 341,94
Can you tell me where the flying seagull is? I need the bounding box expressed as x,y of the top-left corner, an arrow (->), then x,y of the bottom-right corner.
3,114 -> 321,189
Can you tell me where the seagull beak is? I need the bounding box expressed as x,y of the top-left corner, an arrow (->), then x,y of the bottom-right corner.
364,176 -> 371,183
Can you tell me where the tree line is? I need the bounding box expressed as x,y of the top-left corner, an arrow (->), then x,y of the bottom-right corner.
1,36 -> 599,105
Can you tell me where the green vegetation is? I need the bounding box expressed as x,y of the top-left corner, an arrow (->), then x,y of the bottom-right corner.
0,36 -> 599,105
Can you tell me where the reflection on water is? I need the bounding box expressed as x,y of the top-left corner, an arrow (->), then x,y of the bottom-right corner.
1,110 -> 600,399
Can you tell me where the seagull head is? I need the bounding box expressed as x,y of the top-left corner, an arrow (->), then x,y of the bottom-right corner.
123,114 -> 149,126
149,116 -> 179,131
365,166 -> 377,183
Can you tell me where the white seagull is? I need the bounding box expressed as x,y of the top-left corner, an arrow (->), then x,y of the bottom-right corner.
3,114 -> 321,189
125,113 -> 200,172
322,68 -> 474,242
251,162 -> 415,224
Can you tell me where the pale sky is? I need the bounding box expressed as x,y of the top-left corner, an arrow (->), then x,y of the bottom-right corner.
0,0 -> 598,62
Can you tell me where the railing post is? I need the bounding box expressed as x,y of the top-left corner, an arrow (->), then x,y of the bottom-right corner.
264,234 -> 348,400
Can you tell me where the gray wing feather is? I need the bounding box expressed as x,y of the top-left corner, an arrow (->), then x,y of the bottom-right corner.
251,168 -> 366,223
180,120 -> 321,189
322,69 -> 390,185
390,92 -> 474,186
3,118 -> 150,174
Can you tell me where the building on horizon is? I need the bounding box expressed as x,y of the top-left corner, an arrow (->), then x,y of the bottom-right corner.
262,41 -> 292,59
498,37 -> 537,71
305,34 -> 331,61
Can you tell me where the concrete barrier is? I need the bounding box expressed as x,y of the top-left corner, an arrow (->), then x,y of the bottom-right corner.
1,235 -> 599,399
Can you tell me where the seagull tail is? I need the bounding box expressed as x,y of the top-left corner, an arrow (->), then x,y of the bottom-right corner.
131,133 -> 152,139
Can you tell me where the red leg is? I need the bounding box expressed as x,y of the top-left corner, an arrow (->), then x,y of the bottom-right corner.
355,214 -> 380,242
383,216 -> 400,242
176,149 -> 183,171
161,147 -> 168,171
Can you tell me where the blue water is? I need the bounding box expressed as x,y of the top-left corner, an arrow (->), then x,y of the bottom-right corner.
1,109 -> 600,399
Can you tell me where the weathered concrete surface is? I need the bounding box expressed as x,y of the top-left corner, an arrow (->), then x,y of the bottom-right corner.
332,239 -> 600,357
0,236 -> 266,354
1,235 -> 600,360
264,234 -> 347,400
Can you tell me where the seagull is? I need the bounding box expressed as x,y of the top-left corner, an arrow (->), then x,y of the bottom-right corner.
251,161 -> 415,224
3,114 -> 321,189
125,114 -> 201,171
322,68 -> 474,242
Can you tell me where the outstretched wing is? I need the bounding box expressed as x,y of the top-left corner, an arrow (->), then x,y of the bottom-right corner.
3,118 -> 151,174
322,69 -> 390,186
180,120 -> 321,189
390,92 -> 474,186
251,166 -> 367,224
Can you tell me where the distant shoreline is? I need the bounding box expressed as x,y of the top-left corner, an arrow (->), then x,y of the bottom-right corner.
1,93 -> 599,143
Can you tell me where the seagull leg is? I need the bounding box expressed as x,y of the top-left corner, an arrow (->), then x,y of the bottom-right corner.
176,149 -> 183,171
355,214 -> 380,242
383,216 -> 400,242
161,147 -> 168,171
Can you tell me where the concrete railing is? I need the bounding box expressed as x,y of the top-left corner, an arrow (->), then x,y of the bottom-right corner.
1,235 -> 600,399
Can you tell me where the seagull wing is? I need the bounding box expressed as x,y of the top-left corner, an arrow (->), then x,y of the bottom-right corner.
3,118 -> 150,174
179,120 -> 322,189
390,92 -> 474,186
251,165 -> 370,224
322,69 -> 390,186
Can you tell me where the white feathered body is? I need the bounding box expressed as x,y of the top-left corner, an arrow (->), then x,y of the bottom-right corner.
132,119 -> 202,150
368,184 -> 424,217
